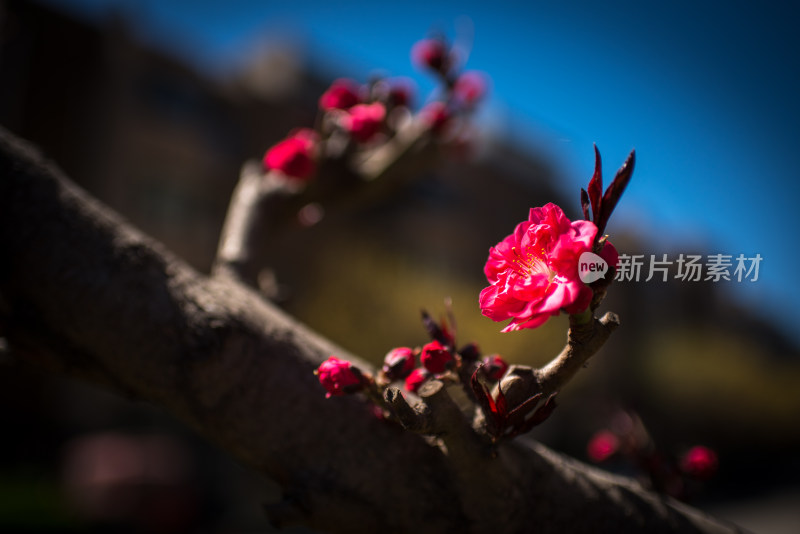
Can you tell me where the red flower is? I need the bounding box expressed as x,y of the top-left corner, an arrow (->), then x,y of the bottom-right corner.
482,354 -> 509,381
263,128 -> 317,180
587,430 -> 619,462
404,368 -> 430,393
342,102 -> 386,143
420,101 -> 451,134
420,339 -> 454,374
411,38 -> 449,72
319,78 -> 360,110
315,356 -> 363,398
382,347 -> 416,380
680,446 -> 718,480
479,203 -> 598,331
453,71 -> 487,106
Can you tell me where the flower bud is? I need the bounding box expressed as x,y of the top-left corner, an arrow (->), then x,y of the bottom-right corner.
404,368 -> 430,393
388,78 -> 414,108
419,101 -> 451,134
411,38 -> 449,73
382,347 -> 416,381
453,71 -> 488,106
587,430 -> 619,462
420,339 -> 454,374
680,446 -> 718,480
342,102 -> 386,143
481,354 -> 509,381
319,78 -> 360,110
315,356 -> 364,398
458,342 -> 481,363
263,128 -> 317,180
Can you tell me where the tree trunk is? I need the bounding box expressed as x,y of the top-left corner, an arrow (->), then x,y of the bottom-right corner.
0,126 -> 745,533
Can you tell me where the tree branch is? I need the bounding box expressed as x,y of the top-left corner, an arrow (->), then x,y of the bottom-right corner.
499,312 -> 620,413
0,127 -> 744,533
212,162 -> 296,288
212,118 -> 438,291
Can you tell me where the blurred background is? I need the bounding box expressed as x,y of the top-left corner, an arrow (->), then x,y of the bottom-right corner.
1,0 -> 798,532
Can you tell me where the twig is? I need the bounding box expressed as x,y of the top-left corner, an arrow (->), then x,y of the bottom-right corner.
500,312 -> 620,411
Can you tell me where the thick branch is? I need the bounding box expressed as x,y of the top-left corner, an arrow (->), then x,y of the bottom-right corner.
0,127 -> 743,533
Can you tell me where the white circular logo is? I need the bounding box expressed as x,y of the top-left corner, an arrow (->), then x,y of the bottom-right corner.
578,252 -> 609,284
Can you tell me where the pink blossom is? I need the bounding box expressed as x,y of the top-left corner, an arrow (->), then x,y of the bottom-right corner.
315,356 -> 363,398
319,79 -> 360,110
479,203 -> 598,331
262,128 -> 317,180
419,101 -> 450,134
342,102 -> 386,143
680,446 -> 718,480
453,71 -> 487,106
482,354 -> 509,381
404,368 -> 430,393
382,347 -> 416,380
411,38 -> 449,72
587,430 -> 619,462
420,339 -> 454,374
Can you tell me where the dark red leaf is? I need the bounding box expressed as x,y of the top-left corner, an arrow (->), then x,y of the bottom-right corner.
527,393 -> 558,427
494,385 -> 507,417
470,366 -> 495,415
471,366 -> 507,438
510,393 -> 558,437
587,144 -> 603,222
506,392 -> 543,426
580,188 -> 591,221
597,149 -> 635,236
421,309 -> 449,345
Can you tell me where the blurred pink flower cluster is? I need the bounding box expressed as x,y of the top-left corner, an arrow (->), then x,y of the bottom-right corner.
587,410 -> 719,500
261,36 -> 490,183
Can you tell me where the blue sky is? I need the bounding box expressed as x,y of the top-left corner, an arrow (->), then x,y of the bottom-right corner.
40,0 -> 800,344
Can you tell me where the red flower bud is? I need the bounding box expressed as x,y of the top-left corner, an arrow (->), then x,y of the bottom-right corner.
342,102 -> 386,143
263,128 -> 317,180
680,446 -> 718,480
458,342 -> 481,363
587,430 -> 619,462
316,356 -> 363,398
382,347 -> 416,380
388,78 -> 414,108
453,71 -> 488,106
482,354 -> 509,381
420,339 -> 454,374
404,368 -> 430,393
599,240 -> 619,270
420,101 -> 451,134
319,78 -> 360,111
411,38 -> 449,72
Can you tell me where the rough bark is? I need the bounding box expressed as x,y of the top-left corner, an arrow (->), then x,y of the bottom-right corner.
0,126 -> 745,533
